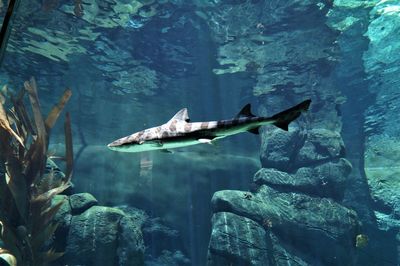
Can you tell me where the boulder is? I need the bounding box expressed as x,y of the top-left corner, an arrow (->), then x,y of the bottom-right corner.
211,186 -> 359,265
60,204 -> 145,266
118,215 -> 146,266
254,158 -> 352,200
364,136 -> 400,232
69,192 -> 98,214
295,128 -> 345,167
260,127 -> 345,172
268,233 -> 309,266
52,195 -> 72,251
260,128 -> 303,172
207,212 -> 269,266
53,195 -> 72,229
146,250 -> 190,266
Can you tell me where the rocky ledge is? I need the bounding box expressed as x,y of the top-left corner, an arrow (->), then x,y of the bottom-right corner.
208,184 -> 359,266
52,193 -> 145,266
51,192 -> 189,266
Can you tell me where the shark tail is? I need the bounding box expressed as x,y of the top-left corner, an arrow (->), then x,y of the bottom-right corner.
270,99 -> 311,131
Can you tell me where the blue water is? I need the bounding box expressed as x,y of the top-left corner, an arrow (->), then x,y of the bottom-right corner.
0,0 -> 399,265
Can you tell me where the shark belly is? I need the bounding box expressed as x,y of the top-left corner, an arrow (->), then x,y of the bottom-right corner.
110,138 -> 203,153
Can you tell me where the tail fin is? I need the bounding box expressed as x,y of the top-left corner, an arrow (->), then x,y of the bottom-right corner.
271,99 -> 311,131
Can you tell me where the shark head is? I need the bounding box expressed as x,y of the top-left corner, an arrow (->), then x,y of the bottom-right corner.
107,108 -> 192,153
107,132 -> 144,152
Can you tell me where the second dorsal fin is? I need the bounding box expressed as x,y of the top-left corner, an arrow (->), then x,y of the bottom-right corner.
235,104 -> 256,118
168,108 -> 190,123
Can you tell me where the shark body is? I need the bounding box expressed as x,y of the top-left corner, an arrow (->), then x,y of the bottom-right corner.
107,99 -> 311,153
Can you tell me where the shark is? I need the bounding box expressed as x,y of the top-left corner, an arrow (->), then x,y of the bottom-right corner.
107,99 -> 311,153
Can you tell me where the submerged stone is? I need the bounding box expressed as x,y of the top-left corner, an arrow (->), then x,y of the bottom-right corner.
364,136 -> 400,232
211,186 -> 359,265
260,128 -> 302,172
295,128 -> 345,166
64,206 -> 144,266
208,212 -> 269,266
254,158 -> 352,200
69,193 -> 98,215
53,195 -> 72,229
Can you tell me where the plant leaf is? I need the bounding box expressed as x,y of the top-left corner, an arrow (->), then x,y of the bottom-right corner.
31,183 -> 70,204
24,77 -> 47,178
64,112 -> 73,180
30,222 -> 59,249
39,200 -> 64,227
45,88 -> 72,131
5,155 -> 28,222
10,93 -> 35,142
0,248 -> 17,266
0,85 -> 7,104
0,99 -> 24,147
23,137 -> 45,185
41,248 -> 64,263
0,222 -> 23,263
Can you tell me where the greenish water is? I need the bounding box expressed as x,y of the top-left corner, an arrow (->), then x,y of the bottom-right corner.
0,1 -> 399,265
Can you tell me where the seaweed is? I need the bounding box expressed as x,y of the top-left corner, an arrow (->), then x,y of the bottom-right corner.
0,77 -> 73,266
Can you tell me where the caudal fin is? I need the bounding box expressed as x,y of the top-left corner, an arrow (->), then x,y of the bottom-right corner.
271,99 -> 311,131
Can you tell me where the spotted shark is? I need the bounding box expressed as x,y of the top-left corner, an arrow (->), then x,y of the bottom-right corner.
107,99 -> 311,153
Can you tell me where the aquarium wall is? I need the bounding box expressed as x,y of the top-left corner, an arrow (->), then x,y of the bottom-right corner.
0,0 -> 399,265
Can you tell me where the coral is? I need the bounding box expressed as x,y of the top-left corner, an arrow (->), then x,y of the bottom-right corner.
0,77 -> 73,265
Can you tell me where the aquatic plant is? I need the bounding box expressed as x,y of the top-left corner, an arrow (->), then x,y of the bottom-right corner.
0,77 -> 73,266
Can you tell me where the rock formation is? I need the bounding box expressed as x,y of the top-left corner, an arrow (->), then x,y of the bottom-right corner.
206,1 -> 363,265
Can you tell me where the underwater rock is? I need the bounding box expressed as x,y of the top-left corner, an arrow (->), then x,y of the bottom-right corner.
69,192 -> 98,215
364,136 -> 400,232
207,212 -> 269,266
254,158 -> 352,200
361,2 -> 400,262
267,232 -> 309,266
211,185 -> 359,265
261,127 -> 345,171
53,195 -> 72,229
52,195 -> 73,252
117,215 -> 146,265
143,217 -> 179,239
260,128 -> 302,172
62,205 -> 145,266
52,197 -> 187,266
259,95 -> 346,173
363,0 -> 400,77
146,250 -> 190,266
295,128 -> 345,167
142,217 -> 180,254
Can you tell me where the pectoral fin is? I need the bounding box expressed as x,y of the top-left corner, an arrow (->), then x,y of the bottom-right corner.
248,127 -> 260,135
160,149 -> 173,153
198,138 -> 214,145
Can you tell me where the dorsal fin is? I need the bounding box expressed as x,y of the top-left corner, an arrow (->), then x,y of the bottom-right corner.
235,104 -> 255,118
168,108 -> 190,123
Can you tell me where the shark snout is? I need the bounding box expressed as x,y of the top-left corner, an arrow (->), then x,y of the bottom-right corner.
107,141 -> 120,148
